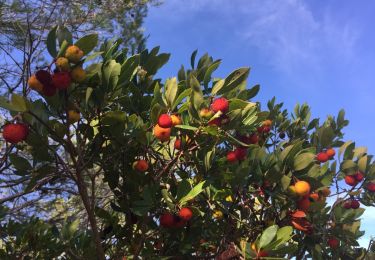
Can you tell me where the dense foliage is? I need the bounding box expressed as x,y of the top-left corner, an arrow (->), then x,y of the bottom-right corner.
0,26 -> 375,259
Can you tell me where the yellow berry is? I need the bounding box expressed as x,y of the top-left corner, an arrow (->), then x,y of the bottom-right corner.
65,45 -> 84,63
55,57 -> 70,71
70,67 -> 86,83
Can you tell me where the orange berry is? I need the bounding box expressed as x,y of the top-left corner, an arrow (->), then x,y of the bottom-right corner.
28,75 -> 43,92
170,114 -> 182,126
294,181 -> 310,196
326,148 -> 335,159
133,159 -> 149,172
65,45 -> 84,63
262,119 -> 272,127
153,124 -> 171,142
309,193 -> 319,202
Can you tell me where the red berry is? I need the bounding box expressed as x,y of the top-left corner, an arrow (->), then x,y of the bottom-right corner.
42,83 -> 57,96
208,117 -> 222,126
234,147 -> 247,161
366,182 -> 375,192
343,200 -> 352,209
351,200 -> 360,209
133,160 -> 148,172
345,175 -> 357,186
262,126 -> 271,133
326,148 -> 336,159
174,139 -> 181,150
316,152 -> 329,163
211,97 -> 229,114
160,213 -> 174,228
239,133 -> 258,145
328,237 -> 339,249
2,123 -> 29,144
158,114 -> 172,128
257,250 -> 268,257
52,72 -> 71,90
354,171 -> 364,182
226,151 -> 237,163
35,70 -> 52,85
178,207 -> 193,221
297,198 -> 311,212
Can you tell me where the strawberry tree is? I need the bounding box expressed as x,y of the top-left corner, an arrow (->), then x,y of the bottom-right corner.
0,26 -> 375,259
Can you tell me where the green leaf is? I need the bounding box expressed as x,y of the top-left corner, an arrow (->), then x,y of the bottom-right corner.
57,40 -> 69,58
165,77 -> 178,108
176,179 -> 192,201
11,94 -> 28,112
259,225 -> 278,249
190,75 -> 204,111
174,125 -> 198,131
172,88 -> 191,111
46,26 -> 57,58
86,87 -> 94,104
211,79 -> 224,96
56,26 -> 72,45
358,155 -> 367,173
203,60 -> 221,87
217,67 -> 250,95
191,49 -> 198,69
294,152 -> 315,171
179,181 -> 206,206
9,154 -> 31,171
75,34 -> 98,55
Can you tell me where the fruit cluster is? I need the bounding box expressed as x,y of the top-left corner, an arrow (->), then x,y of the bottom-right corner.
28,45 -> 86,97
159,207 -> 193,228
316,148 -> 336,163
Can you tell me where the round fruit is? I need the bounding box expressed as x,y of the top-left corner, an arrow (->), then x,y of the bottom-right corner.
208,117 -> 222,126
294,181 -> 311,196
52,72 -> 71,90
226,151 -> 237,163
239,133 -> 258,145
199,108 -> 214,119
316,152 -> 329,163
68,110 -> 80,124
345,175 -> 357,186
354,171 -> 364,182
297,198 -> 311,212
35,70 -> 52,85
65,45 -> 84,63
174,139 -> 182,150
2,123 -> 29,143
262,119 -> 272,127
309,193 -> 319,202
328,237 -> 339,249
153,124 -> 171,142
55,57 -> 70,71
211,97 -> 229,114
158,114 -> 172,128
213,210 -> 223,219
234,147 -> 247,161
366,182 -> 375,192
70,67 -> 86,83
133,160 -> 149,172
262,126 -> 271,133
351,200 -> 360,209
343,200 -> 352,209
279,132 -> 286,139
178,207 -> 193,221
170,114 -> 182,126
160,213 -> 174,228
42,83 -> 57,96
326,148 -> 336,159
28,75 -> 43,92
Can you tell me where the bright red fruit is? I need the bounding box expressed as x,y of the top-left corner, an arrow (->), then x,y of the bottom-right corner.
2,123 -> 29,143
133,160 -> 149,172
354,171 -> 364,182
327,237 -> 339,249
160,213 -> 175,228
351,200 -> 360,209
366,182 -> 375,192
234,147 -> 247,161
316,152 -> 329,163
345,175 -> 357,186
52,72 -> 71,90
178,207 -> 193,221
211,97 -> 229,114
226,151 -> 237,163
158,114 -> 172,128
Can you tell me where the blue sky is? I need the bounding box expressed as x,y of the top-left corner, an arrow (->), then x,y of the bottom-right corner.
144,0 -> 375,247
